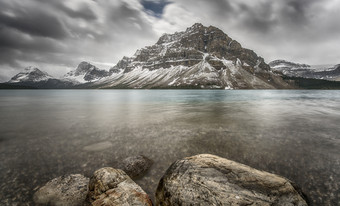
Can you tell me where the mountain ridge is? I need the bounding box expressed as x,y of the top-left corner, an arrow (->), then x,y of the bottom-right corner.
269,59 -> 340,81
11,23 -> 340,89
6,62 -> 111,88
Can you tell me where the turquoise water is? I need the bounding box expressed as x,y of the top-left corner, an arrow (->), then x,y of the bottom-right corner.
0,90 -> 339,205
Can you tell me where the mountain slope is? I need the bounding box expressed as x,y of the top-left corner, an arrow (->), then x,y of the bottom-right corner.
94,23 -> 293,89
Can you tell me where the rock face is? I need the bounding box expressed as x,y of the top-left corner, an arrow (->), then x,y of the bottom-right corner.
119,155 -> 153,179
33,174 -> 89,206
97,23 -> 294,89
88,167 -> 152,206
156,154 -> 308,206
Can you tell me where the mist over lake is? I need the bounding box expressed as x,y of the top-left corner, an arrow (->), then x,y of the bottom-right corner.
0,90 -> 339,205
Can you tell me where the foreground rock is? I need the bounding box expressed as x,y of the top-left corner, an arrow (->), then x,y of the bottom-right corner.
88,167 -> 152,206
156,154 -> 308,206
33,174 -> 89,206
119,155 -> 153,179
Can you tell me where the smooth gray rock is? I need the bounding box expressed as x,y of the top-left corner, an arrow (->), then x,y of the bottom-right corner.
119,155 -> 153,179
88,167 -> 152,206
156,154 -> 309,206
33,174 -> 89,206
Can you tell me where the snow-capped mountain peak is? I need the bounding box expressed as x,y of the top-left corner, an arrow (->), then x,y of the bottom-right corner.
8,66 -> 53,83
63,61 -> 110,84
96,23 -> 293,89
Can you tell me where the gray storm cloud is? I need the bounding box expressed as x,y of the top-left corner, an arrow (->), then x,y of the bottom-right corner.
0,0 -> 339,82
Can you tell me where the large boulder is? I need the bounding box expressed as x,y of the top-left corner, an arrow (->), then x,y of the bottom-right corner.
119,155 -> 153,179
88,167 -> 152,206
156,154 -> 309,206
33,174 -> 89,206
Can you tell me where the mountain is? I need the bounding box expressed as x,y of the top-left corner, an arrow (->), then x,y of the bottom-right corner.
6,67 -> 74,89
5,24 -> 303,89
5,62 -> 110,89
94,23 -> 293,89
269,60 -> 340,81
63,62 -> 110,84
8,66 -> 52,83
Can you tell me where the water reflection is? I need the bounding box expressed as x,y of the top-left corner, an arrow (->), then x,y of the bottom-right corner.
0,90 -> 339,205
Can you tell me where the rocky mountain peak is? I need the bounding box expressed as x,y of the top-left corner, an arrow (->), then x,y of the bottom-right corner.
190,22 -> 204,28
74,61 -> 97,75
156,23 -> 231,49
111,56 -> 131,72
64,62 -> 110,83
131,23 -> 269,72
98,23 -> 293,89
23,66 -> 40,72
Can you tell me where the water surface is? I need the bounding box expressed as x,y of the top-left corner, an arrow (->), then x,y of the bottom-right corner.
0,90 -> 339,205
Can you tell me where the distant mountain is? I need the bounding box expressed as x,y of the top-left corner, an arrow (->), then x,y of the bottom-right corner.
6,67 -> 74,89
8,67 -> 52,83
94,23 -> 293,89
5,62 -> 110,89
269,60 -> 340,81
268,60 -> 310,70
63,62 -> 110,84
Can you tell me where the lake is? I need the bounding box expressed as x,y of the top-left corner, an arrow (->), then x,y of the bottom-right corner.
0,90 -> 339,205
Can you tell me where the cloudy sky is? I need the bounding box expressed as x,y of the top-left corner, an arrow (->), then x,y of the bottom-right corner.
0,0 -> 339,82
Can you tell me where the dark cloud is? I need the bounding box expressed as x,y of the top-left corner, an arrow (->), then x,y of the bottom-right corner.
209,0 -> 233,15
0,12 -> 68,39
0,28 -> 61,51
56,3 -> 97,20
278,0 -> 318,25
0,49 -> 22,68
33,0 -> 97,21
107,1 -> 156,39
0,23 -> 68,69
238,2 -> 277,33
